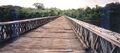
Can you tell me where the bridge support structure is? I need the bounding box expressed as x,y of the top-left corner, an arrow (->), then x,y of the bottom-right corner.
66,16 -> 120,53
0,16 -> 58,42
0,16 -> 120,53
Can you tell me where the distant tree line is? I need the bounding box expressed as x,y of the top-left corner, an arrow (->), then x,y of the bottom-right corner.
0,5 -> 62,22
0,3 -> 120,31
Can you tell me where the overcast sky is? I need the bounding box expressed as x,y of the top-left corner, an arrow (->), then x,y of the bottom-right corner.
0,0 -> 119,9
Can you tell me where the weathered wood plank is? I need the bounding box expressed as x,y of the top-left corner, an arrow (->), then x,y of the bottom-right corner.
0,17 -> 85,53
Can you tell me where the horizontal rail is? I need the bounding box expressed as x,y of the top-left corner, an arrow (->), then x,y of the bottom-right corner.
0,16 -> 58,42
66,16 -> 120,53
0,16 -> 57,25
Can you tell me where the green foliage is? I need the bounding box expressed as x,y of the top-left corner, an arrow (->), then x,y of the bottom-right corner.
60,6 -> 102,25
33,3 -> 44,9
105,2 -> 120,33
0,5 -> 22,21
0,2 -> 120,32
0,5 -> 101,25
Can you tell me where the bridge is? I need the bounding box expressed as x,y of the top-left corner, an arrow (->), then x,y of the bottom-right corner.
0,16 -> 120,53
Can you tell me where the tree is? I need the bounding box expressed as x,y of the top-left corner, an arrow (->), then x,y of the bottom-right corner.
33,3 -> 44,9
0,5 -> 22,21
104,2 -> 120,33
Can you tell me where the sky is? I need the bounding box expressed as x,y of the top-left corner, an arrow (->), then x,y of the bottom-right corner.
0,0 -> 119,10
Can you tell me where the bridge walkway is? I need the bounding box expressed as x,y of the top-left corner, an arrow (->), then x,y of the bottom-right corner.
0,17 -> 85,53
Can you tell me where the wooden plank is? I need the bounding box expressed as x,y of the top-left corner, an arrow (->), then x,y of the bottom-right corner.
0,17 -> 85,53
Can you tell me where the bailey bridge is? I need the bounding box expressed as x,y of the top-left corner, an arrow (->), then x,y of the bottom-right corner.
0,16 -> 120,53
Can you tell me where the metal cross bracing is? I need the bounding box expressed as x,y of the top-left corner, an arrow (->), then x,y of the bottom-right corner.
0,16 -> 120,53
0,16 -> 85,53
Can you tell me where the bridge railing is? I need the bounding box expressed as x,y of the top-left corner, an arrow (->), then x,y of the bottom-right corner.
0,16 -> 58,42
66,16 -> 120,53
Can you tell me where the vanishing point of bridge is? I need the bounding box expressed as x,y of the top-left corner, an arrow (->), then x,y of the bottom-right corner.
0,16 -> 120,53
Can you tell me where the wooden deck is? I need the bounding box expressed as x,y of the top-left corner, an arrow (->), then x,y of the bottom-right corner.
0,17 -> 85,53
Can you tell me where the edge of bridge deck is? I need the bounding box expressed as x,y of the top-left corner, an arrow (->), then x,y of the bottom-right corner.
1,16 -> 120,53
0,16 -> 86,53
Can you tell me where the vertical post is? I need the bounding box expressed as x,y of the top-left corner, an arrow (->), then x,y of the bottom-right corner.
11,7 -> 19,39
